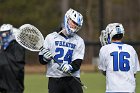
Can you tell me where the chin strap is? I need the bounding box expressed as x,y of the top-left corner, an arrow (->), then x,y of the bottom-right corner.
58,29 -> 73,39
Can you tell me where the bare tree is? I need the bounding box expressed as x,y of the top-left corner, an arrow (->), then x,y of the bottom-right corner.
85,0 -> 95,64
104,0 -> 112,24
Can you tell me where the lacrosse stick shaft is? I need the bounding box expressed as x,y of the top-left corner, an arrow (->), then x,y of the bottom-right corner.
52,57 -> 87,89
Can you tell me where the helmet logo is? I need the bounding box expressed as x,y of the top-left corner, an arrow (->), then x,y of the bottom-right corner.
116,26 -> 122,34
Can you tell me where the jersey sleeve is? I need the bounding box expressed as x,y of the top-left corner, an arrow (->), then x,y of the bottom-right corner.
38,35 -> 51,55
44,35 -> 52,49
72,39 -> 85,61
98,47 -> 107,71
133,51 -> 140,74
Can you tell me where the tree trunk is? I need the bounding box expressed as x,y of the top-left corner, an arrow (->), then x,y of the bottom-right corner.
61,0 -> 69,17
85,0 -> 94,64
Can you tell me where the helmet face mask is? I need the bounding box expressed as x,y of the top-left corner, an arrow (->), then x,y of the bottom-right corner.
67,18 -> 81,31
0,31 -> 11,38
64,8 -> 83,36
105,23 -> 124,43
0,24 -> 13,38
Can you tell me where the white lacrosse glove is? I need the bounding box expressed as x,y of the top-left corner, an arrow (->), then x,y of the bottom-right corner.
40,48 -> 53,62
59,63 -> 73,73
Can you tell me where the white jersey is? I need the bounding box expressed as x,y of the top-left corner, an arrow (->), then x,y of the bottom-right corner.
98,42 -> 140,92
43,32 -> 85,78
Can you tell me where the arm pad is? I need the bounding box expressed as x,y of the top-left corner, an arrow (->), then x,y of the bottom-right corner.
39,55 -> 48,65
70,59 -> 82,73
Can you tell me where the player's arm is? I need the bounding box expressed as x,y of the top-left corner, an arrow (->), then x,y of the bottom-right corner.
39,48 -> 52,65
134,74 -> 136,78
59,59 -> 83,73
70,40 -> 84,73
39,55 -> 48,65
98,47 -> 107,76
14,41 -> 25,62
60,39 -> 85,73
38,35 -> 53,65
133,49 -> 140,78
100,70 -> 106,76
70,59 -> 82,73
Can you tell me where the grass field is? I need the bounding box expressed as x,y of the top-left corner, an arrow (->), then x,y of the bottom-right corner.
24,72 -> 140,93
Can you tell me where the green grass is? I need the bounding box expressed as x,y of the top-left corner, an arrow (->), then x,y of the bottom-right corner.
24,72 -> 140,93
24,74 -> 48,93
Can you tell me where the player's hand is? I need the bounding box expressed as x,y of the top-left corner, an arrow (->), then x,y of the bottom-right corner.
59,63 -> 73,73
40,48 -> 52,62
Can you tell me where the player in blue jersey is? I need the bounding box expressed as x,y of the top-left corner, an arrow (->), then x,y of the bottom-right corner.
98,23 -> 140,93
39,8 -> 85,93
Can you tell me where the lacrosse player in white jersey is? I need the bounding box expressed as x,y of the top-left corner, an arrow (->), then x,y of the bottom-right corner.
98,23 -> 140,93
39,8 -> 85,93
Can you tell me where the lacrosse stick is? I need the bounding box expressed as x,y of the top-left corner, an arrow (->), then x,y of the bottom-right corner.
14,24 -> 87,90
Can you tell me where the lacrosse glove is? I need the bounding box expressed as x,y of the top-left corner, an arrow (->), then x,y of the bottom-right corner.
59,63 -> 73,73
40,48 -> 53,62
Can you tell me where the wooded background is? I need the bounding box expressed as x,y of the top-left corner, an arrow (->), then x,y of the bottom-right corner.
0,0 -> 140,65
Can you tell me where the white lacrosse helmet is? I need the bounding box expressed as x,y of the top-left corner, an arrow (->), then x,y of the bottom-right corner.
64,8 -> 83,36
0,24 -> 13,32
0,24 -> 13,37
105,23 -> 124,43
99,30 -> 109,46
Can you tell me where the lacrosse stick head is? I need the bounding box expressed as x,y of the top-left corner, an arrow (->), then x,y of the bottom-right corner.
15,24 -> 44,51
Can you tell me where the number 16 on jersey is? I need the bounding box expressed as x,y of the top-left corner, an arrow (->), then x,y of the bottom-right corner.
110,51 -> 130,71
